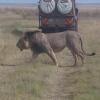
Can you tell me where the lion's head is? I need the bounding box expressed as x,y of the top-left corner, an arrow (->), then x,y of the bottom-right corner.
16,36 -> 30,51
16,29 -> 42,51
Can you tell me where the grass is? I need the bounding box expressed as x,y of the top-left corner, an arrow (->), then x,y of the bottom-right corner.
74,69 -> 100,100
0,58 -> 54,100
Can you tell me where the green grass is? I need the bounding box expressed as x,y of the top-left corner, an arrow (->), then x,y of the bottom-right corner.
0,61 -> 54,100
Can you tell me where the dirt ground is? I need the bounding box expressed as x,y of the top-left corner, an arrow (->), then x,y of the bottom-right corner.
0,4 -> 100,100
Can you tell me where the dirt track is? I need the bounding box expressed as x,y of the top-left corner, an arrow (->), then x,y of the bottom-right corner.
40,64 -> 92,100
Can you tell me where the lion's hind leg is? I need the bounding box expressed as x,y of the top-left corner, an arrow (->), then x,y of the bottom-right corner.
70,48 -> 84,66
76,51 -> 85,66
79,52 -> 84,66
72,52 -> 77,66
70,50 -> 78,67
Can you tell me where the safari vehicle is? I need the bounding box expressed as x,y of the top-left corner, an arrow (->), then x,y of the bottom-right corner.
38,0 -> 78,33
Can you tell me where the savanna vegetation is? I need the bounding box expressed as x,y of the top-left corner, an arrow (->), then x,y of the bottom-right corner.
0,4 -> 100,100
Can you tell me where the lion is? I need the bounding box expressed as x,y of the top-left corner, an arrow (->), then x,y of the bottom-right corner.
16,30 -> 95,67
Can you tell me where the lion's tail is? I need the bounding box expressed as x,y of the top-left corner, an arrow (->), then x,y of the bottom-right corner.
80,38 -> 96,56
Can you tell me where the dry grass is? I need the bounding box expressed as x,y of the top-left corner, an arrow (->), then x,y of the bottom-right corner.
0,4 -> 100,100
